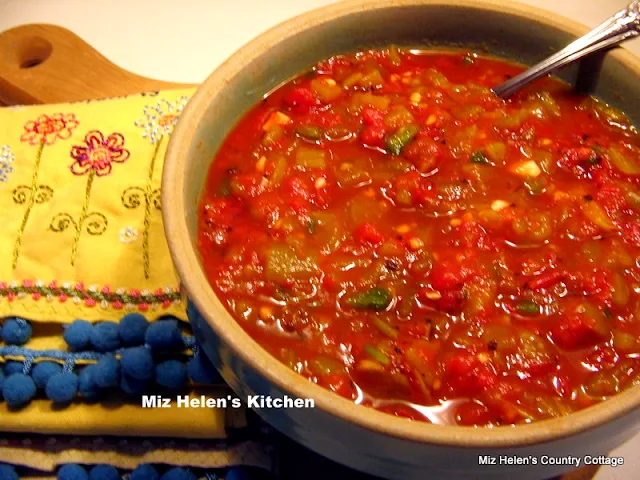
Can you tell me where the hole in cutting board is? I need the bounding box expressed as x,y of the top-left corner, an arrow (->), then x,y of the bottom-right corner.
18,36 -> 52,69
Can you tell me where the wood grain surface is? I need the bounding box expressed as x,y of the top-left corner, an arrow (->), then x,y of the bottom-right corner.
0,24 -> 193,106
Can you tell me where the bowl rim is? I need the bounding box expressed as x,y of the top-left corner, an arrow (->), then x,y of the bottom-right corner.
163,0 -> 640,448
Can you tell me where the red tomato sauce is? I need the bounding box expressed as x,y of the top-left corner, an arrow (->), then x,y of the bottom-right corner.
197,48 -> 640,426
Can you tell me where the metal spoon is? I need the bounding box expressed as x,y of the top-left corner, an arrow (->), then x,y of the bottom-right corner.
493,0 -> 640,99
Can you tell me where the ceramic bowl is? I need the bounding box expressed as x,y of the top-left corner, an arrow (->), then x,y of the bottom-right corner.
162,1 -> 640,478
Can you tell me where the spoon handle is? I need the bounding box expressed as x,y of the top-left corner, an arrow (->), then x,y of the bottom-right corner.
492,0 -> 640,99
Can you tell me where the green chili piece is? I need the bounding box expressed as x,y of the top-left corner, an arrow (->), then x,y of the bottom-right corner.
470,151 -> 489,164
345,287 -> 393,310
372,317 -> 398,339
515,300 -> 539,316
295,125 -> 324,140
364,344 -> 390,365
385,124 -> 419,155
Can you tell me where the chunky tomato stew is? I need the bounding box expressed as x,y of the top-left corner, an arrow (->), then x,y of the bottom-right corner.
198,48 -> 640,426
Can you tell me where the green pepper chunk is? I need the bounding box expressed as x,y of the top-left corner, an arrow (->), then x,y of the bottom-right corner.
470,151 -> 489,164
364,344 -> 390,365
345,287 -> 392,310
295,125 -> 324,140
515,300 -> 539,316
385,124 -> 419,155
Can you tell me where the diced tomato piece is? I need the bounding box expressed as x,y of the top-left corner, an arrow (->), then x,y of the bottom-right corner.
353,223 -> 384,247
284,87 -> 320,114
526,270 -> 566,290
320,374 -> 355,400
622,221 -> 640,247
362,107 -> 385,126
403,137 -> 442,172
444,352 -> 497,396
282,176 -> 310,200
430,260 -> 471,290
550,309 -> 608,350
596,182 -> 625,216
361,125 -> 386,148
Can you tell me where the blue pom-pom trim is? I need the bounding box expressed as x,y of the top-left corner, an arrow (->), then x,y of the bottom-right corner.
118,313 -> 149,346
90,322 -> 121,353
58,464 -> 89,480
31,361 -> 63,389
45,372 -> 79,404
2,373 -> 36,408
156,360 -> 187,390
88,465 -> 119,480
120,347 -> 154,380
63,320 -> 93,350
145,319 -> 184,349
130,464 -> 159,480
0,464 -> 19,480
1,318 -> 32,345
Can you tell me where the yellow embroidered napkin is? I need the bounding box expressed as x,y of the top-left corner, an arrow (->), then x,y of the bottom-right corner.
0,89 -> 196,323
0,90 -> 252,447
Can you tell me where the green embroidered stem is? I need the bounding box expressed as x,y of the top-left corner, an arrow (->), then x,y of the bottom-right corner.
12,141 -> 45,270
71,169 -> 96,266
0,284 -> 181,304
143,138 -> 163,279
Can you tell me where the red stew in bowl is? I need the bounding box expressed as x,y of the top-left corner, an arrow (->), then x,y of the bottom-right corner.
197,48 -> 640,426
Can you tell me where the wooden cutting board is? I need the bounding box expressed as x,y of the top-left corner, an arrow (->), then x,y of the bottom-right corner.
0,23 -> 194,105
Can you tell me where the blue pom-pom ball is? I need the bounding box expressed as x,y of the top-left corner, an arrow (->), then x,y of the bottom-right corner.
120,374 -> 149,395
0,464 -> 19,480
2,318 -> 32,345
2,373 -> 36,408
119,313 -> 149,346
4,361 -> 23,376
90,322 -> 120,352
187,353 -> 221,384
93,356 -> 120,388
45,372 -> 79,403
78,365 -> 100,399
64,320 -> 93,350
155,360 -> 187,389
145,319 -> 183,349
160,467 -> 197,480
88,465 -> 119,480
58,464 -> 89,480
226,466 -> 251,480
120,347 -> 154,380
32,361 -> 63,389
130,464 -> 159,480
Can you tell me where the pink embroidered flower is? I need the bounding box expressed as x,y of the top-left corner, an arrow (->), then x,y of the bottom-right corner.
32,293 -> 41,300
7,292 -> 15,301
21,113 -> 79,146
101,286 -> 111,294
130,289 -> 140,298
162,299 -> 171,308
113,301 -> 123,310
0,282 -> 6,289
59,294 -> 68,303
23,280 -> 34,288
138,303 -> 149,312
85,298 -> 97,307
70,131 -> 130,176
75,282 -> 84,291
49,280 -> 57,289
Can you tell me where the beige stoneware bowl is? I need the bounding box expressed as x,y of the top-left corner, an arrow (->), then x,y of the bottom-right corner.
162,1 -> 640,478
